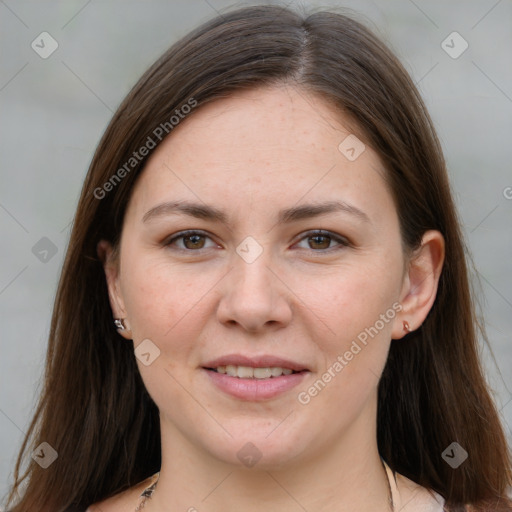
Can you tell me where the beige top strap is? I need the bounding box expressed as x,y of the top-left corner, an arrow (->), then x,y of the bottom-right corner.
383,459 -> 402,510
382,459 -> 446,511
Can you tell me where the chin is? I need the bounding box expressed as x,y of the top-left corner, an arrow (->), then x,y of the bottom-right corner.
206,434 -> 306,471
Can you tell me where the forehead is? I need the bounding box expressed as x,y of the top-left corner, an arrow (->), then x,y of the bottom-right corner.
125,85 -> 394,227
156,85 -> 359,166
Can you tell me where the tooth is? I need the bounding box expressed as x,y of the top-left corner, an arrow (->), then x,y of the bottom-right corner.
217,365 -> 296,378
226,365 -> 237,377
253,367 -> 272,379
237,366 -> 254,378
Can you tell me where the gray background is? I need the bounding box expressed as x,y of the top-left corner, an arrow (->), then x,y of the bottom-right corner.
1,0 -> 511,504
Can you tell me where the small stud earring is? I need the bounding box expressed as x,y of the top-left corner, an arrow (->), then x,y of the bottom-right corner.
114,318 -> 126,330
403,320 -> 410,333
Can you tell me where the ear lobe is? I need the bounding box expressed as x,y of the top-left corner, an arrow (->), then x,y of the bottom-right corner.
97,240 -> 132,340
391,230 -> 445,340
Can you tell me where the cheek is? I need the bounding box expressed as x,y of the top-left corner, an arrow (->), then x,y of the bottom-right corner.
290,255 -> 402,412
120,260 -> 212,402
296,266 -> 399,421
120,256 -> 213,345
293,257 -> 401,346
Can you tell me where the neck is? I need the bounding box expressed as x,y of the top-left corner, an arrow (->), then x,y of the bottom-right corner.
148,399 -> 392,511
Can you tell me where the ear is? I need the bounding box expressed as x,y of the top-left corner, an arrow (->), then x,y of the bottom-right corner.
97,239 -> 133,340
392,230 -> 445,340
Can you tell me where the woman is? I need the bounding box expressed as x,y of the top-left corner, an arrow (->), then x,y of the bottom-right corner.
5,4 -> 511,512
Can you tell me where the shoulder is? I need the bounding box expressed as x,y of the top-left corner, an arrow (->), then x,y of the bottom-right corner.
86,474 -> 157,512
396,473 -> 445,511
387,465 -> 445,512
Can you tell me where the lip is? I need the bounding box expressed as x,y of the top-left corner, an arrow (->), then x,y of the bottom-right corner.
202,354 -> 310,372
202,368 -> 309,401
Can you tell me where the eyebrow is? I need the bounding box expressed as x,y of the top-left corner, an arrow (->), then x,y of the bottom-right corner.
142,199 -> 371,225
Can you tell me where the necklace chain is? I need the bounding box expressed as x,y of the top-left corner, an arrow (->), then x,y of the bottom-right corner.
134,475 -> 158,512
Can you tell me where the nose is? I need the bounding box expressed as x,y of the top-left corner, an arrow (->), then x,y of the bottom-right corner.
216,247 -> 293,333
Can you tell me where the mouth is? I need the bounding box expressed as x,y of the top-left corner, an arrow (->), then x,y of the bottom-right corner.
201,355 -> 310,400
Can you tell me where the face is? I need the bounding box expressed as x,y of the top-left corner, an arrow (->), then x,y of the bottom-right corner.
102,84 -> 410,469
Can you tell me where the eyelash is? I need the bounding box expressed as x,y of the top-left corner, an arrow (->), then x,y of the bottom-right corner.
164,229 -> 350,254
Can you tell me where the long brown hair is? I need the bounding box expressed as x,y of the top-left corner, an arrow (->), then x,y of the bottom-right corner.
4,4 -> 511,511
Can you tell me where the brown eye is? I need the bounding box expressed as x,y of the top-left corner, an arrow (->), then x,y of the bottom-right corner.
295,230 -> 349,252
308,234 -> 332,250
165,230 -> 217,251
182,234 -> 206,249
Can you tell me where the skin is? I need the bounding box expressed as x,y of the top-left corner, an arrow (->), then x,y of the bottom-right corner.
95,84 -> 444,512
